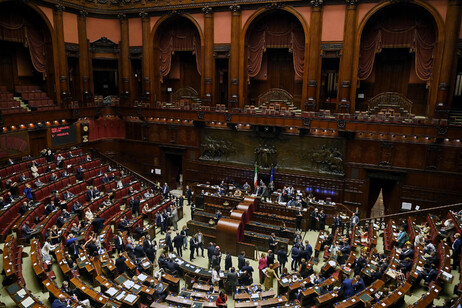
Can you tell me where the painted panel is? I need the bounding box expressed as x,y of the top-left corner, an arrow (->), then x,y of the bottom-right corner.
86,17 -> 120,43
63,12 -> 78,44
129,18 -> 142,46
214,11 -> 231,44
322,5 -> 345,41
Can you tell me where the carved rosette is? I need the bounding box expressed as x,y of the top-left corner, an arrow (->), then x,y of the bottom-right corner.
229,4 -> 241,12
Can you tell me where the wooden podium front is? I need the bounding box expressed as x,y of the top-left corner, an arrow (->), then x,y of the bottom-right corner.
216,218 -> 243,255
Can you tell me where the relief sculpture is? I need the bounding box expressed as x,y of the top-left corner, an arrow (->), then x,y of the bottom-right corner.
311,145 -> 344,174
254,144 -> 277,168
200,136 -> 235,160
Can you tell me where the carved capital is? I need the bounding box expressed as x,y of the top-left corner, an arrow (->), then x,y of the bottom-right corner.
345,0 -> 359,6
267,2 -> 284,10
55,4 -> 65,12
79,10 -> 88,18
202,6 -> 212,15
139,11 -> 149,20
118,13 -> 127,21
310,0 -> 323,8
229,4 -> 241,12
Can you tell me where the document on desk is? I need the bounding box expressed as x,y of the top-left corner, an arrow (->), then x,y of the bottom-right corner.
123,280 -> 135,289
125,294 -> 137,303
21,296 -> 35,308
106,287 -> 118,297
137,273 -> 147,281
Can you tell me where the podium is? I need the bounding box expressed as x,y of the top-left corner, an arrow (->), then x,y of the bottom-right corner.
216,218 -> 243,255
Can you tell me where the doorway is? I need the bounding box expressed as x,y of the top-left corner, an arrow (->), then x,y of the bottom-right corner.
92,59 -> 119,96
165,153 -> 183,190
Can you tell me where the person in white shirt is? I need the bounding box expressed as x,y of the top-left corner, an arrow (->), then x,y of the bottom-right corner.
41,240 -> 54,263
212,266 -> 220,286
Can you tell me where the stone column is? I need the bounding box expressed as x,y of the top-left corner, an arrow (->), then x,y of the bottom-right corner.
229,4 -> 241,108
77,10 -> 91,106
54,4 -> 69,104
434,0 -> 462,118
203,6 -> 214,104
305,0 -> 323,111
337,0 -> 358,113
119,13 -> 130,105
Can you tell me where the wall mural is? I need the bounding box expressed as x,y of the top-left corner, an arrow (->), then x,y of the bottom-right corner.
199,128 -> 345,176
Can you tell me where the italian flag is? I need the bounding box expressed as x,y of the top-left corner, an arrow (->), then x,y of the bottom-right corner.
253,165 -> 258,187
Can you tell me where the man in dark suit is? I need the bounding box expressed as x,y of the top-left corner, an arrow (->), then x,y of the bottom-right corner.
319,210 -> 326,230
135,242 -> 145,258
131,197 -> 140,217
190,236 -> 198,261
269,233 -> 278,252
115,231 -> 124,254
207,242 -> 216,268
277,247 -> 288,274
267,250 -> 275,266
115,253 -> 127,274
186,185 -> 192,205
76,166 -> 84,181
261,184 -> 270,202
339,277 -> 355,300
162,183 -> 170,199
102,173 -> 110,184
173,232 -> 184,257
353,276 -> 366,292
238,251 -> 246,271
18,173 -> 27,183
165,230 -> 173,252
310,209 -> 318,231
21,221 -> 34,240
296,209 -> 303,231
452,233 -> 462,270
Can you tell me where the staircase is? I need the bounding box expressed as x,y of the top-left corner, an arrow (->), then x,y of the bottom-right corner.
15,97 -> 30,111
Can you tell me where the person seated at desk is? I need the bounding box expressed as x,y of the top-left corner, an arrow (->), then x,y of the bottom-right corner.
4,192 -> 14,205
84,208 -> 94,222
63,190 -> 74,201
422,264 -> 438,285
216,290 -> 228,307
19,201 -> 30,215
45,202 -> 57,216
56,213 -> 67,229
41,239 -> 54,263
49,173 -> 58,182
440,218 -> 455,238
398,257 -> 413,276
234,189 -> 242,197
166,259 -> 178,275
22,221 -> 35,240
86,186 -> 99,202
399,243 -> 414,260
69,222 -> 81,236
34,178 -> 44,189
340,240 -> 350,256
424,239 -> 436,255
18,172 -> 27,183
242,181 -> 251,191
72,201 -> 83,214
353,253 -> 367,276
144,189 -> 154,199
158,252 -> 168,269
61,169 -> 69,178
425,251 -> 439,268
397,226 -> 409,248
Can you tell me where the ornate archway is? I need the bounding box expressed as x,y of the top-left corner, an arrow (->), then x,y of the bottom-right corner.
352,1 -> 444,117
152,15 -> 204,104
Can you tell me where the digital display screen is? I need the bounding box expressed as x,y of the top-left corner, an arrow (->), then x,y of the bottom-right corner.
51,125 -> 77,146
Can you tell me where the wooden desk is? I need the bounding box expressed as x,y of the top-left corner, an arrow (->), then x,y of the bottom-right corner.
5,282 -> 46,308
235,295 -> 288,307
70,277 -> 109,306
406,283 -> 441,308
334,279 -> 385,308
372,282 -> 411,308
192,283 -> 219,293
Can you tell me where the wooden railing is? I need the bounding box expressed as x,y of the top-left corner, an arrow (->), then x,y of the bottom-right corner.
360,202 -> 462,230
